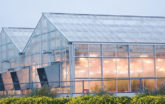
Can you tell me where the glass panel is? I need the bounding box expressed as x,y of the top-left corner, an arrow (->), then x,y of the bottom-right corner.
43,54 -> 49,65
55,33 -> 61,49
4,28 -> 33,52
75,81 -> 83,93
75,58 -> 88,78
88,44 -> 101,57
130,58 -> 143,77
131,79 -> 140,92
118,80 -> 128,92
89,81 -> 102,93
55,50 -> 61,61
117,45 -> 128,57
89,58 -> 101,77
143,79 -> 155,91
156,58 -> 165,77
157,79 -> 165,90
130,58 -> 154,77
17,68 -> 29,90
25,56 -> 31,66
117,58 -> 128,77
61,61 -> 70,82
2,72 -> 14,90
103,58 -> 116,77
143,58 -> 154,77
104,80 -> 116,92
31,66 -> 41,88
75,44 -> 88,57
42,34 -> 48,50
75,79 -> 90,93
27,37 -> 41,54
102,44 -> 116,57
156,45 -> 165,57
50,32 -> 56,50
130,45 -> 154,57
31,54 -> 40,65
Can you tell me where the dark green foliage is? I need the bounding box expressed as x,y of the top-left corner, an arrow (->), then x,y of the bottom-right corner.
0,95 -> 165,104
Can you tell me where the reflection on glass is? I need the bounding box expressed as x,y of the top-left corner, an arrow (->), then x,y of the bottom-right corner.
89,58 -> 101,77
117,59 -> 128,77
73,44 -> 162,93
104,80 -> 116,92
156,58 -> 165,77
130,59 -> 143,77
143,58 -> 154,77
75,44 -> 88,57
130,58 -> 154,77
103,58 -> 116,77
89,44 -> 101,57
75,58 -> 88,78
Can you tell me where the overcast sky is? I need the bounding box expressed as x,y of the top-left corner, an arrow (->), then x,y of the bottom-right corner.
0,0 -> 165,31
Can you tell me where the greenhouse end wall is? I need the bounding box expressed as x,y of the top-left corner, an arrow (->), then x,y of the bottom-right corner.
72,43 -> 165,93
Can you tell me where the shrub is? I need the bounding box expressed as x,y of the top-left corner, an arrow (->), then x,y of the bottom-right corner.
0,96 -> 71,104
131,95 -> 165,104
27,85 -> 56,97
92,86 -> 113,96
94,89 -> 109,96
0,95 -> 165,104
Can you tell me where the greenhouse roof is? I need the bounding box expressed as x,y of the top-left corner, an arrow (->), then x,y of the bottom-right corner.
44,13 -> 165,43
3,27 -> 34,52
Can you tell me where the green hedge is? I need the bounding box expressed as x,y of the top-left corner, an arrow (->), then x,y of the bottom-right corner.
0,95 -> 165,104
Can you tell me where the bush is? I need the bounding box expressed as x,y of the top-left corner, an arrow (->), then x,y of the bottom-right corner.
27,85 -> 56,97
0,96 -> 70,104
131,95 -> 165,104
0,95 -> 165,104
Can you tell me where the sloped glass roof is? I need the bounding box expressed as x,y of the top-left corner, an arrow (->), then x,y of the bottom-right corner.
44,13 -> 165,43
3,27 -> 34,52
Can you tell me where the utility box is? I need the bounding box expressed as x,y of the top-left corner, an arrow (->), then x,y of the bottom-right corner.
37,62 -> 60,88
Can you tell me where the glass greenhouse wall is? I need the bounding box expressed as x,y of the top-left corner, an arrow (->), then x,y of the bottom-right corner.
0,28 -> 33,72
73,43 -> 165,92
23,15 -> 70,93
1,13 -> 165,95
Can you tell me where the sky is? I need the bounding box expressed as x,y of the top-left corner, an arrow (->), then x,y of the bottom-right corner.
0,0 -> 165,31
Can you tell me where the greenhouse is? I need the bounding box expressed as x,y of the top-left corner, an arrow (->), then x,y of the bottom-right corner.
0,27 -> 34,92
1,13 -> 165,95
